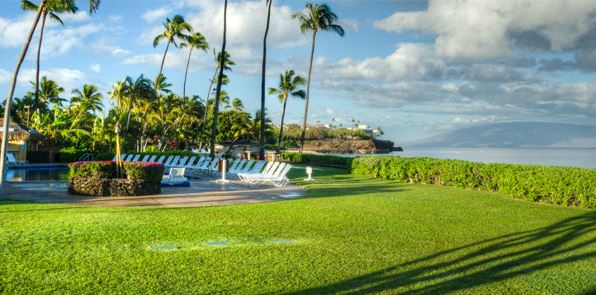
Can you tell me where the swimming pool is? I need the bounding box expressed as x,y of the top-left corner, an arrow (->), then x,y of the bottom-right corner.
5,165 -> 69,182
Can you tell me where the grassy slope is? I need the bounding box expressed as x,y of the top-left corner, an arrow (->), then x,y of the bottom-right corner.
0,168 -> 594,294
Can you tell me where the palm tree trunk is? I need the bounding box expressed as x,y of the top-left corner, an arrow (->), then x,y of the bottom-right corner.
277,95 -> 288,151
157,39 -> 171,79
121,101 -> 133,150
0,1 -> 45,184
206,65 -> 219,107
299,31 -> 317,154
34,11 -> 48,111
183,47 -> 193,98
259,0 -> 273,160
209,0 -> 228,158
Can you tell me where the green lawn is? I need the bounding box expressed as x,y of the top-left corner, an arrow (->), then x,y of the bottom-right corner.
1,168 -> 594,294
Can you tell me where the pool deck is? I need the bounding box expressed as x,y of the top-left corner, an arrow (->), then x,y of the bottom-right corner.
0,179 -> 305,207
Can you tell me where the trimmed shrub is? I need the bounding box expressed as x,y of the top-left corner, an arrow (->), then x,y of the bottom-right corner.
124,162 -> 164,182
280,152 -> 353,167
68,161 -> 165,197
351,156 -> 596,208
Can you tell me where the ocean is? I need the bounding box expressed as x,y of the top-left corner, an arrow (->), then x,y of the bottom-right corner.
340,148 -> 596,169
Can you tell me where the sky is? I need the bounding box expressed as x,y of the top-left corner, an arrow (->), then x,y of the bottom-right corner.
1,0 -> 595,144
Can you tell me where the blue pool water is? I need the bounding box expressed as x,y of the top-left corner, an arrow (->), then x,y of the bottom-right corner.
5,165 -> 69,182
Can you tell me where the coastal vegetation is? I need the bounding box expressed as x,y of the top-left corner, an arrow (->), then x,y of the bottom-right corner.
1,167 -> 594,293
352,156 -> 596,208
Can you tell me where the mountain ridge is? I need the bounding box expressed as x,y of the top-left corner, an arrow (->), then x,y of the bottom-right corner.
410,122 -> 596,148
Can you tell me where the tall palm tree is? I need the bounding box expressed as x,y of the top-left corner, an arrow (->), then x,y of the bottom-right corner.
70,84 -> 103,114
181,32 -> 208,98
0,0 -> 100,184
292,3 -> 344,153
153,15 -> 192,79
21,0 -> 77,111
206,51 -> 235,104
210,0 -> 228,158
268,70 -> 305,151
259,0 -> 273,159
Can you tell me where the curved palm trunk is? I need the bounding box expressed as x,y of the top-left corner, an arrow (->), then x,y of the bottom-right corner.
210,0 -> 228,158
277,95 -> 288,151
34,11 -> 48,111
206,65 -> 219,107
0,1 -> 45,184
299,31 -> 317,154
157,39 -> 171,79
259,0 -> 273,159
183,47 -> 193,98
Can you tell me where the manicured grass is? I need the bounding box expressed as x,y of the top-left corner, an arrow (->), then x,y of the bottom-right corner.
0,168 -> 594,294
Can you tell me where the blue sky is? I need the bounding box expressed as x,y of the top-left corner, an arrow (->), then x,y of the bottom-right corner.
1,0 -> 595,144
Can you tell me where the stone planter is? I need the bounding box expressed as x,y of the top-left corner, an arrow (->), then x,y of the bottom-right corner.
68,176 -> 161,197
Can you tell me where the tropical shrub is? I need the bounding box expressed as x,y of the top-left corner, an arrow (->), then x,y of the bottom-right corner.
280,152 -> 353,167
124,162 -> 165,182
68,161 -> 165,181
351,156 -> 596,208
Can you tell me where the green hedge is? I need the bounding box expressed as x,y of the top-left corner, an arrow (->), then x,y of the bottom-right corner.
351,156 -> 596,208
68,161 -> 165,182
280,152 -> 353,167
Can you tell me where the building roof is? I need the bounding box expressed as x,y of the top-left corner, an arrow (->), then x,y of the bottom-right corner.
0,120 -> 42,142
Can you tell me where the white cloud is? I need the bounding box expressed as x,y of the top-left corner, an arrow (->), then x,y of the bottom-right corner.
0,13 -> 36,48
142,7 -> 172,23
375,0 -> 596,60
90,64 -> 101,73
17,68 -> 86,94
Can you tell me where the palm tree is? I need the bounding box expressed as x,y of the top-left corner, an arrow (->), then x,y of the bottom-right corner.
209,0 -> 228,158
153,15 -> 192,79
268,70 -> 305,150
70,84 -> 103,114
21,0 -> 77,111
181,32 -> 208,98
152,74 -> 172,95
206,51 -> 235,103
292,3 -> 344,153
119,75 -> 157,149
259,0 -> 273,159
27,76 -> 65,108
0,0 -> 100,183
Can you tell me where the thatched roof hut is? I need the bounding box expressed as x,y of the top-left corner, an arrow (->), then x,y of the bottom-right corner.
0,120 -> 42,142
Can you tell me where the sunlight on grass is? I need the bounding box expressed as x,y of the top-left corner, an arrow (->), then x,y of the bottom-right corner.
0,168 -> 594,294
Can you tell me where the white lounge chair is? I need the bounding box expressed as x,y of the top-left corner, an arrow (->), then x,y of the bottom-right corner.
6,153 -> 27,166
162,167 -> 188,184
244,164 -> 292,187
172,156 -> 189,167
184,156 -> 197,168
162,155 -> 175,166
239,162 -> 283,183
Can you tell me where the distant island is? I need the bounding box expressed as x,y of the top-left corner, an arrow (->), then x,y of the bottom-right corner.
410,122 -> 596,148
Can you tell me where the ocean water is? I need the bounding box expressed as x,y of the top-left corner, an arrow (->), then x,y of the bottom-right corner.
342,148 -> 596,169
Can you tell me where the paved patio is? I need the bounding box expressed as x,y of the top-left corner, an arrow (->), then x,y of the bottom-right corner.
0,179 -> 305,207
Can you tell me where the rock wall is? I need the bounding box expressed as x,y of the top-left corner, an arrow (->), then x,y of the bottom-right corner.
68,177 -> 161,197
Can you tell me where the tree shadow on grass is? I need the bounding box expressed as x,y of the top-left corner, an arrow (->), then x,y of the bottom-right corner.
290,211 -> 596,294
